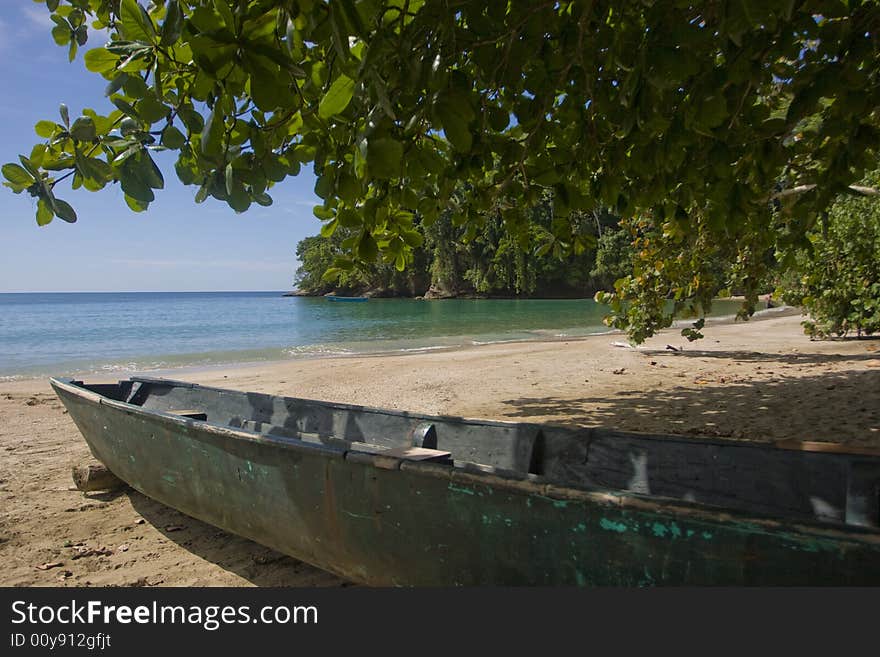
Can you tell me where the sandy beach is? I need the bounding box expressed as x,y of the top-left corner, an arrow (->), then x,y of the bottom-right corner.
1,310 -> 878,587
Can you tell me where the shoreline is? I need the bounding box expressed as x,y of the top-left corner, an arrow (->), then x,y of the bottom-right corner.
1,311 -> 877,587
0,304 -> 800,385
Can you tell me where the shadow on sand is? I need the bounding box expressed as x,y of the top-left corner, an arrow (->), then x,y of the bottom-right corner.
640,347 -> 880,365
498,366 -> 879,443
128,491 -> 351,587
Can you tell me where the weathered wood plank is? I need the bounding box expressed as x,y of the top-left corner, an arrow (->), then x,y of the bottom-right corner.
72,461 -> 126,492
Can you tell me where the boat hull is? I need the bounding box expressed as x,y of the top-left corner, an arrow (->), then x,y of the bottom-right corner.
52,379 -> 880,585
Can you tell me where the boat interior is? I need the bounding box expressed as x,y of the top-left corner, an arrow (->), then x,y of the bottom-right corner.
67,377 -> 880,530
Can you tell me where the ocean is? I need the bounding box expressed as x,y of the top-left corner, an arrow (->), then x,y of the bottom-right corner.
0,292 -> 752,379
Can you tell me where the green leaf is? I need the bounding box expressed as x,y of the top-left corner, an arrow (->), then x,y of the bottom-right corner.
161,125 -> 186,149
29,144 -> 47,167
18,156 -> 40,178
337,207 -> 361,228
328,3 -> 352,63
417,147 -> 445,174
136,96 -> 169,124
248,66 -> 293,112
263,155 -> 288,182
120,175 -> 154,203
105,73 -> 127,97
227,186 -> 251,213
120,0 -> 155,42
59,104 -> 69,127
357,231 -> 379,261
120,117 -> 141,136
313,205 -> 335,220
34,121 -> 58,139
69,116 -> 97,141
83,107 -> 113,137
318,74 -> 355,119
320,218 -> 338,238
124,194 -> 150,212
2,164 -> 35,192
213,0 -> 236,29
36,198 -> 54,226
75,153 -> 113,189
139,153 -> 164,189
242,9 -> 279,42
161,0 -> 184,47
337,0 -> 367,37
488,107 -> 509,132
314,174 -> 331,199
189,35 -> 236,76
119,159 -> 155,202
40,155 -> 74,171
53,198 -> 77,223
52,24 -> 71,46
84,47 -> 118,74
697,95 -> 728,129
401,229 -> 424,248
122,74 -> 149,99
321,267 -> 343,282
74,25 -> 88,47
112,97 -> 139,119
367,138 -> 403,179
201,108 -> 225,157
435,90 -> 474,152
337,173 -> 360,203
174,155 -> 199,185
178,107 -> 205,134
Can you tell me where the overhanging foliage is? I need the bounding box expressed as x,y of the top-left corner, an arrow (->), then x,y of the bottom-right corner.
4,1 -> 879,341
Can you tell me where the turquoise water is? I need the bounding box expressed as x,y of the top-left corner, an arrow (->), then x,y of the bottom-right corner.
0,292 -> 751,378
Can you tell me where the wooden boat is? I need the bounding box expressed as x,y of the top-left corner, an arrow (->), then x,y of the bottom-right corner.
50,376 -> 880,585
326,296 -> 369,302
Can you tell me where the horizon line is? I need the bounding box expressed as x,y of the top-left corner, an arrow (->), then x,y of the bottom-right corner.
0,289 -> 291,294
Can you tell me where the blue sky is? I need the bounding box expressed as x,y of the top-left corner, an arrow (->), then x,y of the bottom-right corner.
0,3 -> 322,292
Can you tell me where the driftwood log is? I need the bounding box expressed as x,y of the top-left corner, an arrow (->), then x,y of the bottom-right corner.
72,461 -> 126,492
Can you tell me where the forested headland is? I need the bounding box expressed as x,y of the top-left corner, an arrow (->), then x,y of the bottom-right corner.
294,182 -> 880,340
294,195 -> 632,300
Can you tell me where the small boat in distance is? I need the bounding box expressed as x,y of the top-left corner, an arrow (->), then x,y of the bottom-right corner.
51,376 -> 880,585
326,295 -> 369,302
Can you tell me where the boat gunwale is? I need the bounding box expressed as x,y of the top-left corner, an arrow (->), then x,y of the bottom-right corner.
119,377 -> 880,459
51,376 -> 349,460
50,376 -> 880,545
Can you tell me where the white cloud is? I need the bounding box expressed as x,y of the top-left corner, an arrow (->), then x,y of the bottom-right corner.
22,5 -> 54,30
278,199 -> 320,214
5,5 -> 111,55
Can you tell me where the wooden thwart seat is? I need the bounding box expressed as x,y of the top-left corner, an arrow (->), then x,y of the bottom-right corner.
230,419 -> 451,463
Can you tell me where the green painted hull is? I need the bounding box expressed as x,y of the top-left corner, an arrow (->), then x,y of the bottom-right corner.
51,378 -> 880,585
